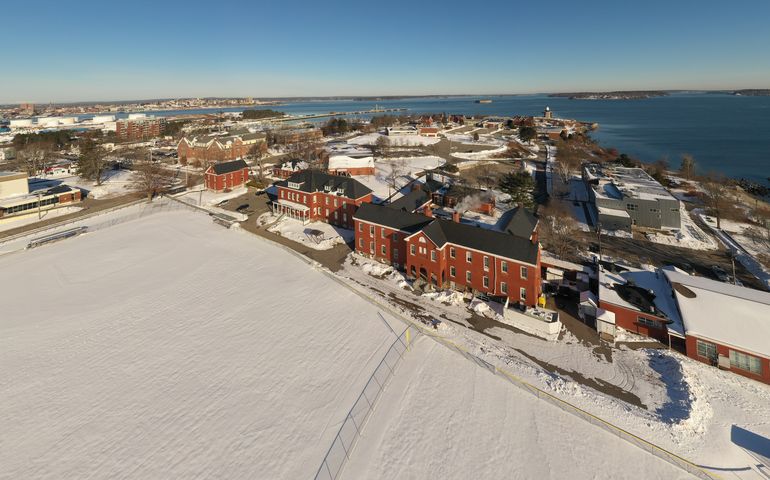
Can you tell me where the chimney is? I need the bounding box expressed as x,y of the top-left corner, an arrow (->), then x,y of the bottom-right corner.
452,209 -> 461,223
423,204 -> 433,218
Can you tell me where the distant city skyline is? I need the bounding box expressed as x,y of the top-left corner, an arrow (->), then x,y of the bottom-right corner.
4,0 -> 770,104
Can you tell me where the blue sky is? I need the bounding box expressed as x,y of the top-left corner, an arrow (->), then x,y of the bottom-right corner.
3,0 -> 770,103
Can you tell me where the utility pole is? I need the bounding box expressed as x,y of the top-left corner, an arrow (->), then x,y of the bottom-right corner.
596,221 -> 603,264
37,191 -> 42,219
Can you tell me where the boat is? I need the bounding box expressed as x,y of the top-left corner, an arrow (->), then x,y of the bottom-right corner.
475,99 -> 493,104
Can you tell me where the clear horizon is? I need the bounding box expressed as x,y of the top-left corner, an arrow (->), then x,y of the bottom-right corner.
4,0 -> 770,104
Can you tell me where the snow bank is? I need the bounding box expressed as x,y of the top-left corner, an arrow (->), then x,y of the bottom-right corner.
267,216 -> 354,250
343,337 -> 690,480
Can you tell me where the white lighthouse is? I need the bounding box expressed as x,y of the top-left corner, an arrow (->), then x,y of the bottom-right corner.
543,106 -> 553,119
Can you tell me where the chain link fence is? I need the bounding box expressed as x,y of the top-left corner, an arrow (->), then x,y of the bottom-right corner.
314,324 -> 421,480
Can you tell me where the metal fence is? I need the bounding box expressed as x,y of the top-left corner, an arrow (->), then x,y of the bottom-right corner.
314,323 -> 421,480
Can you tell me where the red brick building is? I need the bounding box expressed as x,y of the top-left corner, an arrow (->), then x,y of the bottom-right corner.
273,170 -> 373,228
204,160 -> 250,192
116,118 -> 167,141
354,204 -> 542,306
178,132 -> 266,166
598,267 -> 683,345
0,184 -> 82,218
665,269 -> 770,384
272,159 -> 308,179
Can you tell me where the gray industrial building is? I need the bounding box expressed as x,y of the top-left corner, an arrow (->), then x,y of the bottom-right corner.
582,164 -> 681,231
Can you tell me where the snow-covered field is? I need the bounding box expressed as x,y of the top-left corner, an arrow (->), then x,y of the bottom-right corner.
348,132 -> 440,147
0,208 -> 401,479
263,214 -> 354,250
343,336 -> 691,480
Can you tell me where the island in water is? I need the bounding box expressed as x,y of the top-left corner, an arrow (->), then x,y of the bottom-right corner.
548,90 -> 668,100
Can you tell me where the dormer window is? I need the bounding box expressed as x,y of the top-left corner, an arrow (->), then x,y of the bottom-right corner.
288,182 -> 301,189
324,185 -> 331,192
337,188 -> 345,196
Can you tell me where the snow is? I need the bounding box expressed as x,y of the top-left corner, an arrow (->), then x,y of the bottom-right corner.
65,169 -> 137,199
327,154 -> 374,171
342,337 -> 691,480
664,269 -> 770,358
347,132 -> 440,147
0,208 -> 402,479
698,212 -> 770,289
339,255 -> 770,479
352,156 -> 444,202
265,214 -> 354,250
645,203 -> 718,251
451,143 -> 508,160
175,185 -> 248,207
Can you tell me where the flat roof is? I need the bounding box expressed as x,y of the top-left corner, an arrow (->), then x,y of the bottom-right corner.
597,206 -> 631,218
585,164 -> 675,202
664,269 -> 770,358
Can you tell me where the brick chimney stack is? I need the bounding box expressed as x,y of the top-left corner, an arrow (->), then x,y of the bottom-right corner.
452,209 -> 462,223
423,204 -> 433,218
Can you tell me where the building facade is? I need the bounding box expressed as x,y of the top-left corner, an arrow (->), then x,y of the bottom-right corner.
583,163 -> 681,230
204,160 -> 250,192
178,132 -> 266,165
116,118 -> 167,141
273,170 -> 373,228
354,203 -> 542,306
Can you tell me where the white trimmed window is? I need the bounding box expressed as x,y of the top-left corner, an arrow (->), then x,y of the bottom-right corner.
450,247 -> 456,258
381,245 -> 386,256
410,245 -> 416,255
466,271 -> 472,283
370,225 -> 374,235
359,238 -> 364,248
696,339 -> 717,360
431,251 -> 437,262
501,282 -> 508,294
483,256 -> 490,271
730,350 -> 762,374
450,266 -> 456,277
638,316 -> 660,328
358,223 -> 363,232
466,252 -> 472,263
483,276 -> 489,288
520,266 -> 528,279
520,288 -> 527,301
501,261 -> 507,273
381,228 -> 386,239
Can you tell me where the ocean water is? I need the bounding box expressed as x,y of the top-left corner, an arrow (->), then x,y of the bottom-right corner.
87,93 -> 770,182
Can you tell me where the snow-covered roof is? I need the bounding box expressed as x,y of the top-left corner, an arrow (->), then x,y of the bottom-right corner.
597,206 -> 631,218
328,154 -> 374,170
599,266 -> 684,337
664,269 -> 770,358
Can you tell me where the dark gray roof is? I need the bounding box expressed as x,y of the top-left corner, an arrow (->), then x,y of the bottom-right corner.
278,170 -> 372,199
46,184 -> 78,195
211,159 -> 249,175
386,189 -> 430,212
354,203 -> 434,233
499,206 -> 538,239
420,218 -> 539,265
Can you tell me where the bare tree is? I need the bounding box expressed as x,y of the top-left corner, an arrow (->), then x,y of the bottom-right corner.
680,154 -> 696,180
13,142 -> 54,176
702,174 -> 729,229
132,153 -> 171,202
375,135 -> 390,160
251,141 -> 268,182
385,158 -> 406,198
538,201 -> 584,261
